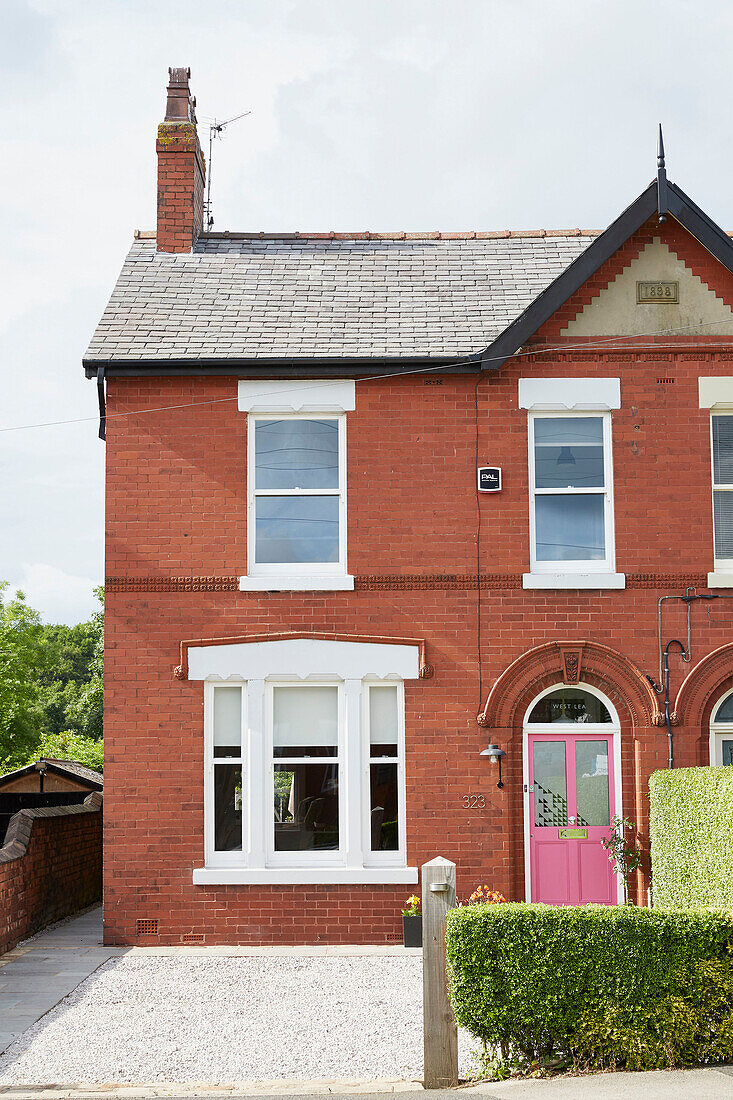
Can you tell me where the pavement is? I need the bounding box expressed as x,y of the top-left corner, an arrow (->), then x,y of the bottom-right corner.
0,908 -> 731,1097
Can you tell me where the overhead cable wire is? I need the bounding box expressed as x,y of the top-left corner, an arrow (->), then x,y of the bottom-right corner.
3,313 -> 733,435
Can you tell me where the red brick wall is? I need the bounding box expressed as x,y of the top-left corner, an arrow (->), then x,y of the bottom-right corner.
102,225 -> 733,946
156,122 -> 205,253
0,795 -> 102,956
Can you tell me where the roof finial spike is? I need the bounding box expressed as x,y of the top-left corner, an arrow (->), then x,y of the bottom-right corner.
656,123 -> 668,223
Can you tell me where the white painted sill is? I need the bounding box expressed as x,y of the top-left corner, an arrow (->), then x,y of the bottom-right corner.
193,866 -> 418,886
707,571 -> 733,588
239,575 -> 355,592
522,572 -> 626,590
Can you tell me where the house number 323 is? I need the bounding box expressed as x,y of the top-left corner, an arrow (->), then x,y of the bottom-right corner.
462,794 -> 486,808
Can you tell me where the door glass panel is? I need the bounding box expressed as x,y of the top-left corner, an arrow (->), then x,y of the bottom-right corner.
722,740 -> 733,766
575,740 -> 610,826
532,741 -> 567,827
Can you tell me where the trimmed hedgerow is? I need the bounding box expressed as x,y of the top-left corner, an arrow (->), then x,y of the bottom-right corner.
650,766 -> 733,909
445,903 -> 733,1071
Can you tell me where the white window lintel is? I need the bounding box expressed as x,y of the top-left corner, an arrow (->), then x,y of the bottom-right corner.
238,379 -> 355,413
699,377 -> 733,409
519,377 -> 621,411
189,638 -> 421,682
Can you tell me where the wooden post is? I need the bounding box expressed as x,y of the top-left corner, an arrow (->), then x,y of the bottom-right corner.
422,856 -> 458,1088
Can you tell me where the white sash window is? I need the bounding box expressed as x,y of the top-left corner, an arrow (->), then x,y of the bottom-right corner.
193,638 -> 418,885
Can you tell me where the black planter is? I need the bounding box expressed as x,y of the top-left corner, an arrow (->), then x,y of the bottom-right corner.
403,913 -> 422,947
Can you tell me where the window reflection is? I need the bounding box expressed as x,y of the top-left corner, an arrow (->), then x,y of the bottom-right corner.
214,764 -> 242,851
575,740 -> 610,826
274,762 -> 339,851
255,495 -> 339,563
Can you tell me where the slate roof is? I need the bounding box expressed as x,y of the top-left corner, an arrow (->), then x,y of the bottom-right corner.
0,758 -> 103,788
84,231 -> 599,365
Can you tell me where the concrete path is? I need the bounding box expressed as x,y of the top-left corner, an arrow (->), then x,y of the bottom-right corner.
0,908 -> 112,1055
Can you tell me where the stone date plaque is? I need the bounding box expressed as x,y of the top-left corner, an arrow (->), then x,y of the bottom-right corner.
637,280 -> 679,304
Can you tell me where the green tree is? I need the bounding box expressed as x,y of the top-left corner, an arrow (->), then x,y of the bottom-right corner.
0,584 -> 104,770
0,584 -> 43,768
42,588 -> 104,740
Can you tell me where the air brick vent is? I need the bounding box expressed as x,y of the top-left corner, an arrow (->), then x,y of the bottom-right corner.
656,377 -> 676,384
136,918 -> 159,935
385,932 -> 401,943
182,934 -> 205,944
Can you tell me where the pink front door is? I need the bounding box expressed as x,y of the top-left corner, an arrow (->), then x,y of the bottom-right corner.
528,733 -> 616,905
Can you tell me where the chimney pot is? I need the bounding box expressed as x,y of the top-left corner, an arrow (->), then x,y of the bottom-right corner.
165,66 -> 197,123
157,67 -> 205,252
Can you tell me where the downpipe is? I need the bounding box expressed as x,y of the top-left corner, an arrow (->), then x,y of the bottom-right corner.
646,639 -> 687,769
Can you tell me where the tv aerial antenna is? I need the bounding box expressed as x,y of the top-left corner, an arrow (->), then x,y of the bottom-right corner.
204,110 -> 251,230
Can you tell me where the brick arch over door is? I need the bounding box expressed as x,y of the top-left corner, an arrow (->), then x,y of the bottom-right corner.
674,643 -> 733,728
477,641 -> 660,731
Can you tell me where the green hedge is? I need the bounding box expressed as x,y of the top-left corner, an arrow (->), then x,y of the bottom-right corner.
650,766 -> 733,909
446,903 -> 733,1071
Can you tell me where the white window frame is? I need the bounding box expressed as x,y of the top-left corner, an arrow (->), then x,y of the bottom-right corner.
524,410 -> 624,589
266,679 -> 344,868
363,682 -> 408,868
198,675 -> 414,885
710,414 -> 733,579
204,682 -> 247,866
709,685 -> 733,765
241,411 -> 353,591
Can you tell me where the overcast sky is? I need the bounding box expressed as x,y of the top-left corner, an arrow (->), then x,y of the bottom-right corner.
2,0 -> 731,623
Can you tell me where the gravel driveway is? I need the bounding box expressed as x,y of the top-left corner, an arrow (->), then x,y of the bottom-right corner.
0,955 -> 474,1084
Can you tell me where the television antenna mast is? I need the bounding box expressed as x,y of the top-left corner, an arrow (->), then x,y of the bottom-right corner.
204,110 -> 251,230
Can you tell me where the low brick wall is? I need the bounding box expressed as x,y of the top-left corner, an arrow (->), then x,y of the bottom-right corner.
0,792 -> 102,956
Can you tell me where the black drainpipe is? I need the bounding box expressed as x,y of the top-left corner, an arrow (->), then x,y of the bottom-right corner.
647,638 -> 693,769
97,366 -> 106,441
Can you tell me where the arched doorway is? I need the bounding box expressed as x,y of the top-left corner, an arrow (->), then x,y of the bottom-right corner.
522,684 -> 622,905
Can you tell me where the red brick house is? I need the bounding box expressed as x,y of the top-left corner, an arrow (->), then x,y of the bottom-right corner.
85,68 -> 733,945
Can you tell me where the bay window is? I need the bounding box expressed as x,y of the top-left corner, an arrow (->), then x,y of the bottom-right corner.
194,636 -> 419,885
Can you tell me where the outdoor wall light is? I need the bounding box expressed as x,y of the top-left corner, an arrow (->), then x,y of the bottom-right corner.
480,743 -> 506,788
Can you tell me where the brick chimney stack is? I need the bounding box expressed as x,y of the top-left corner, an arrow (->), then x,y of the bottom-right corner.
156,67 -> 205,253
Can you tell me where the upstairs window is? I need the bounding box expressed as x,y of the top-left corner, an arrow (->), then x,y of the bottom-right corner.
246,414 -> 348,586
528,413 -> 615,575
711,415 -> 733,569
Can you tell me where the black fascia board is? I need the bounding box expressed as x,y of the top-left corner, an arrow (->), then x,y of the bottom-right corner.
83,355 -> 483,380
478,182 -> 659,369
666,182 -> 733,276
